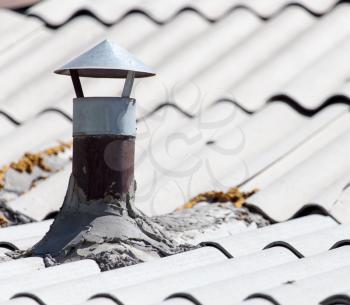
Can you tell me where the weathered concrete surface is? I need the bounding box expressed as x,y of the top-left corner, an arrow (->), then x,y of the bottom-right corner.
10,174 -> 269,270
3,160 -> 270,269
0,141 -> 72,226
154,202 -> 269,246
19,175 -> 191,270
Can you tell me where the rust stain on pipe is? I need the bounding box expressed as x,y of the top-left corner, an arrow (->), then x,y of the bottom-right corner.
73,135 -> 135,201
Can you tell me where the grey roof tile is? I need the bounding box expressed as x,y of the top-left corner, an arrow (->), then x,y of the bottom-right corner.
245,264 -> 350,305
276,36 -> 350,109
1,298 -> 38,305
134,8 -> 262,117
0,9 -> 26,32
213,103 -> 307,184
0,216 -> 333,304
9,247 -> 296,305
169,246 -> 350,305
5,246 -> 227,305
0,260 -> 100,302
0,257 -> 44,280
27,0 -> 143,26
235,300 -> 273,305
7,236 -> 43,251
320,290 -> 350,305
0,27 -> 52,71
310,172 -> 350,218
326,182 -> 350,225
171,6 -> 316,115
0,16 -> 105,103
336,79 -> 350,100
230,3 -> 350,111
84,299 -> 117,305
132,10 -> 210,69
0,115 -> 17,137
0,14 -> 157,123
27,0 -> 339,26
84,247 -> 297,305
241,104 -> 349,192
155,299 -> 194,305
135,102 -> 248,215
207,215 -> 337,257
107,13 -> 159,49
0,217 -> 344,304
86,246 -> 228,286
0,16 -> 44,54
0,220 -> 52,245
0,246 -> 226,302
0,248 -> 11,261
1,0 -> 350,302
9,166 -> 70,221
0,112 -> 71,168
247,123 -> 350,222
131,102 -> 347,218
0,75 -> 72,124
264,225 -> 350,257
136,103 -> 305,214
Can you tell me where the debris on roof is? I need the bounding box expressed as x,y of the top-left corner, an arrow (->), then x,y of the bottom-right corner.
153,202 -> 270,245
0,140 -> 71,192
0,141 -> 72,226
179,187 -> 259,210
0,205 -> 32,228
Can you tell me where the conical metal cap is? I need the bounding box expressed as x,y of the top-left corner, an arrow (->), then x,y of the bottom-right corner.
55,40 -> 155,78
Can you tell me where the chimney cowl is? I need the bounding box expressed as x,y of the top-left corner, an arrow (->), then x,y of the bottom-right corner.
24,41 -> 190,268
54,39 -> 155,78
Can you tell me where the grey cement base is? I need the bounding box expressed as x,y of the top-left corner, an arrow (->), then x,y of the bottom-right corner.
14,175 -> 269,270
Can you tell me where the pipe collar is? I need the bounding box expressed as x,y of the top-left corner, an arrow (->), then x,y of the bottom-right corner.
73,97 -> 136,136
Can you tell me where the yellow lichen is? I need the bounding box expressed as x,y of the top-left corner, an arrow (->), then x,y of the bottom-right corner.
0,141 -> 72,189
179,187 -> 259,210
0,165 -> 9,189
0,214 -> 8,227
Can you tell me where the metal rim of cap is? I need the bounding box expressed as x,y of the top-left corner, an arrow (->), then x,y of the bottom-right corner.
54,39 -> 155,78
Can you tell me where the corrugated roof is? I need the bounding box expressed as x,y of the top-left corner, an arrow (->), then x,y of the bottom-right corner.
0,216 -> 349,304
27,0 -> 340,25
1,0 -> 350,303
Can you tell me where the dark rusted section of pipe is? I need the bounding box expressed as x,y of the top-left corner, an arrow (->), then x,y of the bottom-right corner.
73,135 -> 135,201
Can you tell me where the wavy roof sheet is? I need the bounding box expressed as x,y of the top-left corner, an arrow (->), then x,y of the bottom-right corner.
1,0 -> 350,303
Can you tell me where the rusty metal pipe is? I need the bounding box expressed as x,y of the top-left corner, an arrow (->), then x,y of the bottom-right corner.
73,135 -> 134,200
72,97 -> 136,201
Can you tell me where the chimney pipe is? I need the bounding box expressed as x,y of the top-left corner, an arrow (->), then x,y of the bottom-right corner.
72,97 -> 136,200
58,40 -> 153,201
26,40 -> 188,267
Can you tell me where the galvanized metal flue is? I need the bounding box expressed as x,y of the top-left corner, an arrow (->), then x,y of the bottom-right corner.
55,39 -> 155,200
26,40 -> 189,267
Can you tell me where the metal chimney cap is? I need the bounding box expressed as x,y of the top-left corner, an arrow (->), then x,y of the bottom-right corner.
54,40 -> 155,78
